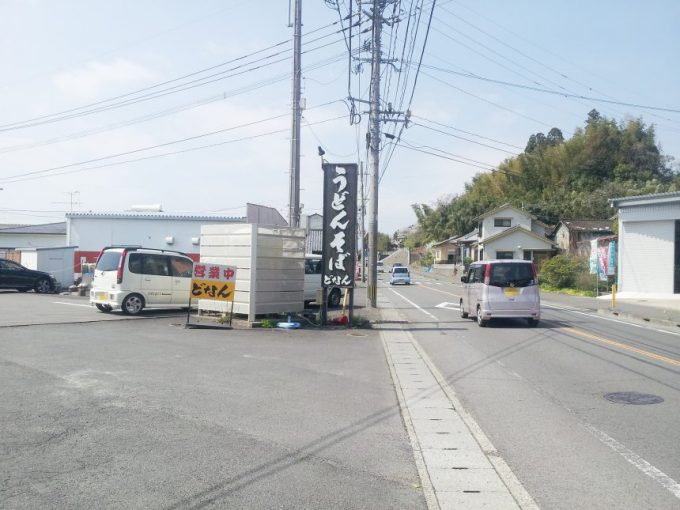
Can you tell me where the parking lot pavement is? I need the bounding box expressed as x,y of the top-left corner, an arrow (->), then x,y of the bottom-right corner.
0,291 -> 184,327
0,312 -> 425,509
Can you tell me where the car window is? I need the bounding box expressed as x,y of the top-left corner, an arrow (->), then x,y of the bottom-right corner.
96,251 -> 121,271
0,260 -> 23,271
170,256 -> 193,277
470,265 -> 485,283
305,259 -> 321,274
393,267 -> 408,274
128,253 -> 143,274
489,263 -> 534,287
142,254 -> 170,276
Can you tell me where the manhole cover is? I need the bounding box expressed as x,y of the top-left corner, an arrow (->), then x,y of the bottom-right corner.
347,332 -> 368,337
604,392 -> 664,405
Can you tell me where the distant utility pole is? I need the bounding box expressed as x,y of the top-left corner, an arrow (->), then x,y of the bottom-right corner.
288,0 -> 302,228
53,190 -> 80,212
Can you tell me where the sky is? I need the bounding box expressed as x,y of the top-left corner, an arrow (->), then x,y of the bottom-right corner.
0,0 -> 679,234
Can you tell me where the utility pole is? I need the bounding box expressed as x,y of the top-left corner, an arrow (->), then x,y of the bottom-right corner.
288,0 -> 302,228
359,161 -> 367,282
366,0 -> 382,307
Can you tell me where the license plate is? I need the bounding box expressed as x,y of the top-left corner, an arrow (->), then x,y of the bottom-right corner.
503,287 -> 519,298
95,292 -> 107,301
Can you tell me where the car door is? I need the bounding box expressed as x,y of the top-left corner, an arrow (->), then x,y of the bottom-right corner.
0,259 -> 32,289
463,266 -> 476,314
304,258 -> 322,301
470,264 -> 485,311
140,254 -> 172,306
169,256 -> 193,305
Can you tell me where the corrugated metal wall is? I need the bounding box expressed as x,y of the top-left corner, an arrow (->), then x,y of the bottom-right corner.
620,220 -> 674,293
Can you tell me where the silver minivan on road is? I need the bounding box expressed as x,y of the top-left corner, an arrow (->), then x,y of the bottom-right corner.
460,260 -> 540,327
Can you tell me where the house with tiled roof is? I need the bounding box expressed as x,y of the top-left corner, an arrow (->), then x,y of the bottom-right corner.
553,219 -> 615,257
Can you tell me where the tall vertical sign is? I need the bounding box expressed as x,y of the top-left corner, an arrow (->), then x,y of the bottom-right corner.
322,163 -> 358,288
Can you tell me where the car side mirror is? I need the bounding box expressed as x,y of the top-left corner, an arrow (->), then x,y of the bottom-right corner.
460,275 -> 468,283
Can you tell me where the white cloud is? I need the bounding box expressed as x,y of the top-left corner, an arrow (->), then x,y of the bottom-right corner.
53,58 -> 156,99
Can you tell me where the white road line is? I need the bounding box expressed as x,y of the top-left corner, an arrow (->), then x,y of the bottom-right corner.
389,288 -> 439,321
580,422 -> 680,500
51,301 -> 92,308
542,302 -> 680,338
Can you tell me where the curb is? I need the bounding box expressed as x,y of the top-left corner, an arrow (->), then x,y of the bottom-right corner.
596,308 -> 680,330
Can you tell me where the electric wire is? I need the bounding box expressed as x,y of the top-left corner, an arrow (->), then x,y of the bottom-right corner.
1,115 -> 348,185
0,101 -> 343,183
0,22 -> 354,132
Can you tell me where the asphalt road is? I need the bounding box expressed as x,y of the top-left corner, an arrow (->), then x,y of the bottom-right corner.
381,274 -> 680,509
0,291 -> 425,509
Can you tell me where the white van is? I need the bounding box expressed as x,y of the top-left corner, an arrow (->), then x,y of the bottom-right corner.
304,254 -> 342,307
90,247 -> 194,315
460,260 -> 540,327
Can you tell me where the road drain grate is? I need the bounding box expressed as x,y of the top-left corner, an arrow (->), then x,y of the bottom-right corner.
604,391 -> 664,405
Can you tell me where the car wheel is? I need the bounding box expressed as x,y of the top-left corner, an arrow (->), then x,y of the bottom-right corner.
34,278 -> 52,294
121,294 -> 144,315
476,306 -> 487,327
460,299 -> 468,318
328,288 -> 342,308
95,303 -> 113,313
527,318 -> 539,327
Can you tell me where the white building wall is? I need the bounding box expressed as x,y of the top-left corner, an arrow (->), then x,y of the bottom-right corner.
483,230 -> 553,260
481,207 -> 532,240
0,233 -> 65,249
68,217 -> 242,254
619,220 -> 674,294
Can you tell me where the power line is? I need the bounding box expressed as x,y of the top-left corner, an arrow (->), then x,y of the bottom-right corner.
0,23 -> 352,132
422,64 -> 680,114
411,114 -> 524,149
411,122 -> 519,154
1,115 -> 347,185
0,101 -> 342,183
0,52 -> 350,154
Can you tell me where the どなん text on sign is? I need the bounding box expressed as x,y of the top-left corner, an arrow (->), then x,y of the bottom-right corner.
190,263 -> 237,302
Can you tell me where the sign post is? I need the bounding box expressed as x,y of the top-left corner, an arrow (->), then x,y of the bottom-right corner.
321,163 -> 358,326
185,262 -> 237,329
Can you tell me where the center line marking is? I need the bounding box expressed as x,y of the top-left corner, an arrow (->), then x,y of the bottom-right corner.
417,283 -> 461,299
561,326 -> 680,367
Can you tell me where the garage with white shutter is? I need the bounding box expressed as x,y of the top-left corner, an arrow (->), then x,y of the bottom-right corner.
610,192 -> 680,296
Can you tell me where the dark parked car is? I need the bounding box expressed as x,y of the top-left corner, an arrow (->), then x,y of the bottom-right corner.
0,258 -> 57,293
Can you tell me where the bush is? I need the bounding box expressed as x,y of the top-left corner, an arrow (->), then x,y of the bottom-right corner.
540,255 -> 586,288
574,271 -> 597,292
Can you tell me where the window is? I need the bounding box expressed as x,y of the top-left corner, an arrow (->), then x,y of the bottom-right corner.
469,264 -> 485,283
170,256 -> 193,277
496,251 -> 514,259
488,262 -> 534,288
0,260 -> 22,271
494,218 -> 512,227
142,254 -> 170,276
96,251 -> 122,271
305,259 -> 322,275
128,253 -> 143,274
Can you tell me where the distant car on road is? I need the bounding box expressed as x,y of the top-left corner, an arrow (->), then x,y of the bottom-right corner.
389,266 -> 411,285
0,258 -> 57,293
389,262 -> 403,273
377,261 -> 385,273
